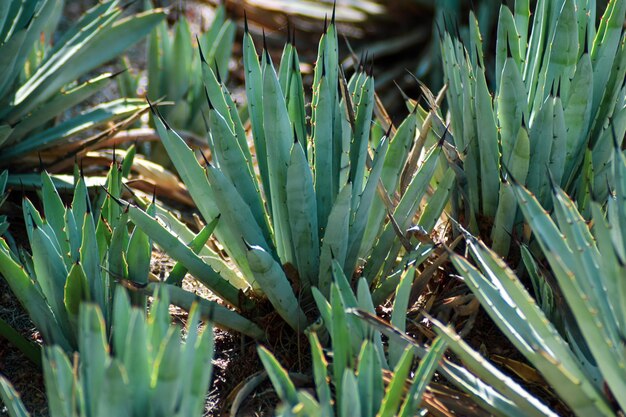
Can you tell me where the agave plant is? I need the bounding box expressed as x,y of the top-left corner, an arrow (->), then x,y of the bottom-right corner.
0,0 -> 164,168
0,156 -> 156,352
0,287 -> 215,417
441,0 -> 626,255
445,138 -> 626,416
118,2 -> 235,138
119,12 -> 453,337
251,257 -> 555,416
259,332 -> 446,417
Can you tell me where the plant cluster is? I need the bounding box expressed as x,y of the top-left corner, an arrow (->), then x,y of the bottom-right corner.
0,0 -> 624,416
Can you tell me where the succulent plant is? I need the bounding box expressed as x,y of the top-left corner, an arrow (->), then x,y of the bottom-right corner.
0,0 -> 164,169
119,11 -> 452,337
0,287 -> 215,417
441,0 -> 625,255
118,2 -> 235,139
0,155 -> 154,352
446,135 -> 626,416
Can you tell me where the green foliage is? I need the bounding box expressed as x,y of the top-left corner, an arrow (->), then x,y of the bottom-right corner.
124,15 -> 450,335
0,156 -> 153,351
441,0 -> 626,255
0,287 -> 214,417
0,1 -> 164,166
448,140 -> 626,415
0,171 -> 8,236
259,334 -> 447,417
118,2 -> 235,139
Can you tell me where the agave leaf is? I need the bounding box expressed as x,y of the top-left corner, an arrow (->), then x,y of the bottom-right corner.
64,262 -> 89,318
318,183 -> 352,297
243,26 -> 271,212
313,75 -> 335,232
491,125 -> 529,256
123,202 -> 244,309
145,283 -> 264,339
286,140 -> 319,291
0,239 -> 69,349
79,305 -> 110,417
388,267 -> 415,368
495,5 -> 522,88
378,346 -> 415,417
10,9 -> 165,119
245,244 -> 308,331
43,346 -> 78,417
208,107 -> 271,245
330,284 -> 351,406
430,319 -> 559,417
0,376 -> 31,417
361,111 -> 417,253
0,99 -> 148,162
452,234 -> 614,415
167,217 -> 217,286
364,143 -> 441,282
308,332 -> 334,417
475,68 -> 500,217
357,341 -> 384,417
258,345 -> 299,406
339,371 -> 360,417
345,137 -> 387,273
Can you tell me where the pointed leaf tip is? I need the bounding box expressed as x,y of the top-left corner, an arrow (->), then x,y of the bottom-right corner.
213,60 -> 222,83
197,35 -> 207,63
204,87 -> 214,110
200,150 -> 212,168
